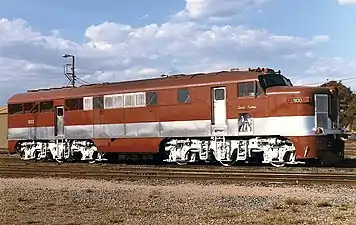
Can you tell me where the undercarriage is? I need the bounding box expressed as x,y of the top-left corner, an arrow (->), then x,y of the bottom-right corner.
15,136 -> 338,168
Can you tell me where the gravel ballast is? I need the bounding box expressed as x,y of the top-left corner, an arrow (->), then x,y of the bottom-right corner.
1,178 -> 356,225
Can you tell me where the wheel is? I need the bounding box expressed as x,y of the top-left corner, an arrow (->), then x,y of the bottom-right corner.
176,152 -> 195,166
55,158 -> 64,163
218,150 -> 237,167
219,159 -> 237,167
271,162 -> 286,167
176,160 -> 188,166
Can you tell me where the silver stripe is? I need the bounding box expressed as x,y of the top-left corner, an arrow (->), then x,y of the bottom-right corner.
126,122 -> 160,137
66,125 -> 93,139
93,124 -> 125,138
7,116 -> 341,140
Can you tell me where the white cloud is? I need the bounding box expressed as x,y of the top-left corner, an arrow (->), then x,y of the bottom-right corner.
0,0 -> 350,104
337,0 -> 356,5
302,57 -> 356,86
0,16 -> 332,103
176,0 -> 270,19
282,55 -> 356,92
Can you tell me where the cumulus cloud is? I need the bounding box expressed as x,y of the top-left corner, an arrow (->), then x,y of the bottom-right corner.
0,0 -> 347,104
304,57 -> 356,84
174,0 -> 270,20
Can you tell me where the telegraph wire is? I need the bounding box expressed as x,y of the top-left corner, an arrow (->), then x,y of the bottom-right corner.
76,76 -> 90,85
302,76 -> 356,86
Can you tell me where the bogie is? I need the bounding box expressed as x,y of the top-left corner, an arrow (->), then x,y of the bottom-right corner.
16,139 -> 106,163
163,136 -> 302,167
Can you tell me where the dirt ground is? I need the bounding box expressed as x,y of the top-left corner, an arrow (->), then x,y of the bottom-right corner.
0,178 -> 356,225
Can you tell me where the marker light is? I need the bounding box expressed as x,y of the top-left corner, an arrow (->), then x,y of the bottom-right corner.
315,127 -> 323,134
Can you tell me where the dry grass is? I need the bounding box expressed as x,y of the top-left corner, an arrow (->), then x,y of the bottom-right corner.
317,200 -> 332,207
284,197 -> 309,206
208,210 -> 242,220
1,178 -> 356,225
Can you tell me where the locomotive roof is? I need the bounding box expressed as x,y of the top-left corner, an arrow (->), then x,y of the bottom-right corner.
8,69 -> 266,104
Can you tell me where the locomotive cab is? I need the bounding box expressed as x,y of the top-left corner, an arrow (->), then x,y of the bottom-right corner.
252,68 -> 344,165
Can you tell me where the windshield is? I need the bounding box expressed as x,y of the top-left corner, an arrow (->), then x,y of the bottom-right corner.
258,74 -> 293,90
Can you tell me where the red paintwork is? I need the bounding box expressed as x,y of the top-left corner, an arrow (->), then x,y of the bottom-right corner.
92,138 -> 162,153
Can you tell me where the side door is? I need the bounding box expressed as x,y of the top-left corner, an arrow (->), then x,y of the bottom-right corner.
54,106 -> 64,137
211,87 -> 227,136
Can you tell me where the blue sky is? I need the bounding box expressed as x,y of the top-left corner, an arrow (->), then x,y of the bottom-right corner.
0,0 -> 356,104
0,0 -> 184,39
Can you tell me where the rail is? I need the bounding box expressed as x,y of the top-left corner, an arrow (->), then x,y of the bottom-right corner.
1,164 -> 356,185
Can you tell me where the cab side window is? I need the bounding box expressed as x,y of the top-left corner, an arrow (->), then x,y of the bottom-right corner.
237,82 -> 255,97
8,104 -> 23,115
178,88 -> 190,103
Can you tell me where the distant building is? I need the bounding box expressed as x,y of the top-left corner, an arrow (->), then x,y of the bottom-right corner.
0,106 -> 7,149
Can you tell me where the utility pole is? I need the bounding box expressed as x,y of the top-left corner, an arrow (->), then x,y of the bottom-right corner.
62,54 -> 76,87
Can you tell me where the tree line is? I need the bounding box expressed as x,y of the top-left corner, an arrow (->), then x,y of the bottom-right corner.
320,81 -> 356,131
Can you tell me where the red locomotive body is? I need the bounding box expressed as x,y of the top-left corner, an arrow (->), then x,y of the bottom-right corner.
7,68 -> 344,166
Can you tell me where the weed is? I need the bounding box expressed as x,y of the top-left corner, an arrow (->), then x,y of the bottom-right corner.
316,201 -> 332,207
285,198 -> 308,206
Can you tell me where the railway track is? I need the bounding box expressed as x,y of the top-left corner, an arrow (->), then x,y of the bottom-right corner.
1,164 -> 356,185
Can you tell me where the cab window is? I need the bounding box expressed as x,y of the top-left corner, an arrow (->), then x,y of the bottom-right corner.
65,98 -> 83,111
40,101 -> 54,112
8,104 -> 23,115
237,82 -> 255,97
24,102 -> 38,113
178,88 -> 190,103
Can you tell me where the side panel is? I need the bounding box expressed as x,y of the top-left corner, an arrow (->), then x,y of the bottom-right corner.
35,112 -> 55,140
267,94 -> 314,117
8,114 -> 43,140
93,108 -> 125,138
93,138 -> 163,153
64,111 -> 93,139
227,81 -> 268,136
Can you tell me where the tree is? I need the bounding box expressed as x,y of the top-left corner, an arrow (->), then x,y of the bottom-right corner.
319,81 -> 356,130
345,96 -> 356,131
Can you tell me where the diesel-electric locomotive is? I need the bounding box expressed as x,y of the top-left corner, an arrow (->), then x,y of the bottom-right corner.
7,67 -> 344,167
